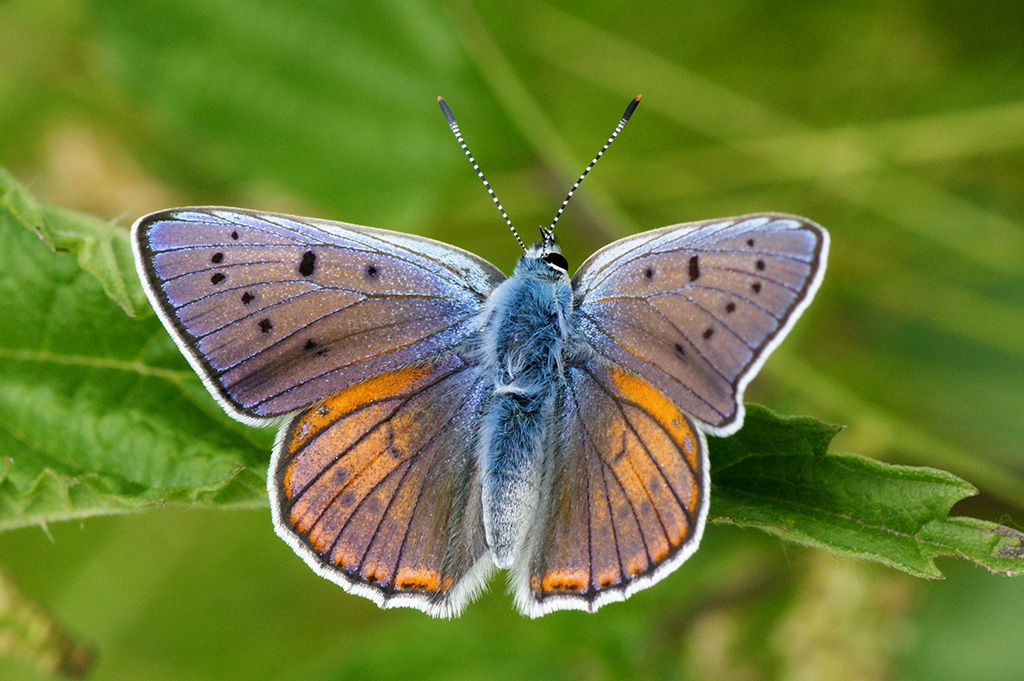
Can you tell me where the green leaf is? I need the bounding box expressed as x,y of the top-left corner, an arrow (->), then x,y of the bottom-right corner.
710,405 -> 1024,578
1,168 -> 1021,581
0,169 -> 271,531
0,168 -> 150,318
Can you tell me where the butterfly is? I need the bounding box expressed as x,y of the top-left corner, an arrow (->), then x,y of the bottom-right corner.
131,96 -> 828,617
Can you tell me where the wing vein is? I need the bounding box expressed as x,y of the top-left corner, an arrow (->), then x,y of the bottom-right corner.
578,307 -> 730,413
566,379 -> 663,572
390,377 -> 484,582
579,366 -> 697,528
286,363 -> 469,503
225,315 -> 473,409
597,454 -> 627,588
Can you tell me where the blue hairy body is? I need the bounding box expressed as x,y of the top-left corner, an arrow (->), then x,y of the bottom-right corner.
477,253 -> 574,568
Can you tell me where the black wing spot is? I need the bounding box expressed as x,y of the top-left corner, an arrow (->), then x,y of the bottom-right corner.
258,318 -> 273,334
210,272 -> 226,285
756,259 -> 766,271
747,238 -> 755,247
366,264 -> 379,279
752,282 -> 762,293
611,443 -> 627,463
703,327 -> 714,340
231,230 -> 239,240
644,266 -> 655,280
317,405 -> 330,417
304,339 -> 317,351
674,342 -> 687,360
211,252 -> 224,264
688,255 -> 700,281
241,291 -> 255,305
299,250 -> 316,277
725,302 -> 736,313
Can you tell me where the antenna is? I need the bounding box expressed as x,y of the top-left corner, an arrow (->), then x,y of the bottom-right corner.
543,95 -> 641,246
438,97 -> 526,253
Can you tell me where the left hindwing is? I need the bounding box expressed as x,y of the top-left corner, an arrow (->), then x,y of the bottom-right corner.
272,352 -> 493,617
572,214 -> 827,435
515,360 -> 708,617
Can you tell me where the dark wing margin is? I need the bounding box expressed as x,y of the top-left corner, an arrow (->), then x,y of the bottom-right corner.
132,207 -> 505,423
513,360 -> 709,617
572,214 -> 827,435
270,352 -> 493,617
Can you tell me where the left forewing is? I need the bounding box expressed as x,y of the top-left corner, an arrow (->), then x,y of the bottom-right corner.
133,207 -> 506,421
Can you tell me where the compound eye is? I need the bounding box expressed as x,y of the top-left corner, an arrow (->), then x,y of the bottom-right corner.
542,252 -> 569,271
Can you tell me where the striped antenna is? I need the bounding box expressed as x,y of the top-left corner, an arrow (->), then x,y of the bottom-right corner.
438,97 -> 526,253
543,95 -> 641,246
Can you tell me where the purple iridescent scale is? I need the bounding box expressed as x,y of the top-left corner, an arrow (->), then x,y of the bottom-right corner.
137,208 -> 504,418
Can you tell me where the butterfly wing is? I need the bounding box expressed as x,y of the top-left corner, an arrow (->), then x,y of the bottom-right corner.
572,214 -> 828,435
271,352 -> 493,616
514,360 -> 708,616
132,207 -> 505,423
516,214 -> 826,614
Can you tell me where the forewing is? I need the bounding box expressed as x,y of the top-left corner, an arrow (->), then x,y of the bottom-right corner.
132,207 -> 505,422
271,352 -> 493,617
573,214 -> 827,434
515,361 -> 708,616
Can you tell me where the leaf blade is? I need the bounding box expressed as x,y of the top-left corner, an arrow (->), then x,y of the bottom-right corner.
0,167 -> 150,318
710,406 -> 1023,577
0,169 -> 271,531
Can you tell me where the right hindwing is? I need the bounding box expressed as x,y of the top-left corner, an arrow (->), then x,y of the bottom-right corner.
514,359 -> 709,617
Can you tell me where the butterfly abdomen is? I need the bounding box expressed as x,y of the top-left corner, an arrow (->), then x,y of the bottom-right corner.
479,258 -> 573,568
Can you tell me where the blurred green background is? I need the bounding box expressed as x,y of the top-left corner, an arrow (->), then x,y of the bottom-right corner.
1,0 -> 1022,679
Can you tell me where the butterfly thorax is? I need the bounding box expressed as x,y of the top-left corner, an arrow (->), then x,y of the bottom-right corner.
477,254 -> 573,568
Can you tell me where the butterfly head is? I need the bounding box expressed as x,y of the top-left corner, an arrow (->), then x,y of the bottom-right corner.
515,239 -> 569,280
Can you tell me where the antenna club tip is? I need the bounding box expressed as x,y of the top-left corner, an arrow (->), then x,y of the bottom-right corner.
621,95 -> 641,121
438,97 -> 456,125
